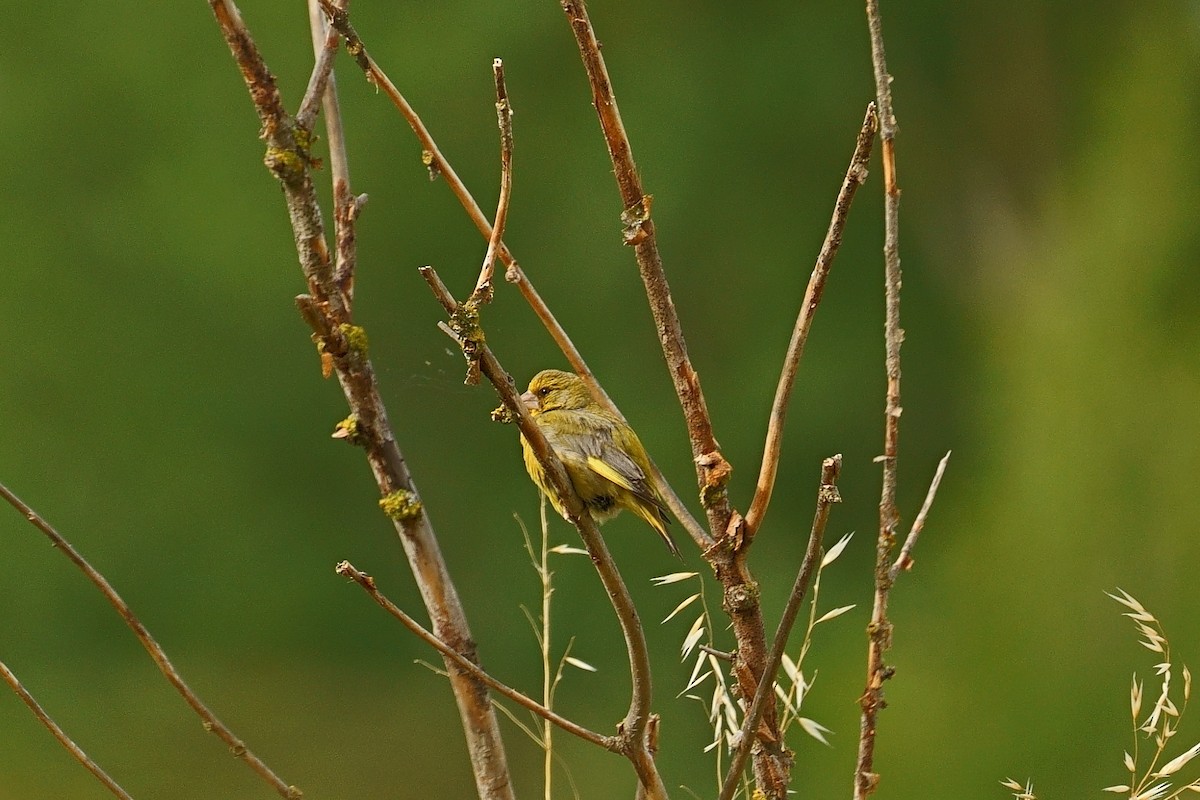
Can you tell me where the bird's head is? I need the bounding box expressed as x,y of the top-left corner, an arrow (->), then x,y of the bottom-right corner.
521,369 -> 592,415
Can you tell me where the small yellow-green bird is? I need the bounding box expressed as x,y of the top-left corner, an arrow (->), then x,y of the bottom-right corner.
519,369 -> 680,558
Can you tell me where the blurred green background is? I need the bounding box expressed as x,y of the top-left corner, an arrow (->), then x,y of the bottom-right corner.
3,1 -> 1199,798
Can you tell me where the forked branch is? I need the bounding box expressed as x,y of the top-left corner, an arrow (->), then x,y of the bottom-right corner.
207,4 -> 515,798
718,455 -> 843,800
853,2 -> 949,798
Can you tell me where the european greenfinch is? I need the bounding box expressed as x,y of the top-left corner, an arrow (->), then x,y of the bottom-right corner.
519,369 -> 680,558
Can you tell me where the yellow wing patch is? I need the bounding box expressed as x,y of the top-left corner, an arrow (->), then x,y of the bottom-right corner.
586,455 -> 635,491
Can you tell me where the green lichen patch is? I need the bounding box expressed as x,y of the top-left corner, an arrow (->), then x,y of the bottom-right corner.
379,489 -> 423,521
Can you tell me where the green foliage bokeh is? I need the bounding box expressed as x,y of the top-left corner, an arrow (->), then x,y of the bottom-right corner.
3,2 -> 1199,798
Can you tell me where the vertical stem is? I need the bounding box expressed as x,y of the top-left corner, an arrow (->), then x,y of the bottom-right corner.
855,1 -> 903,798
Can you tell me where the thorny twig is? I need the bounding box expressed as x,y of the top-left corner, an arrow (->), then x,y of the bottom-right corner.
0,482 -> 301,799
890,451 -> 951,580
0,659 -> 135,800
304,0 -> 360,303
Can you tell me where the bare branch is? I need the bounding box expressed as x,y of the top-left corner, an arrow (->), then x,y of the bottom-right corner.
335,561 -> 611,750
855,1 -> 906,798
207,5 -> 515,798
559,2 -> 801,793
421,266 -> 668,799
473,58 -> 514,301
559,0 -> 731,536
296,4 -> 340,132
889,451 -> 950,580
743,108 -> 877,539
0,482 -> 301,799
698,644 -> 735,663
719,455 -> 842,800
0,659 -> 135,800
305,0 -> 359,304
315,0 -> 710,551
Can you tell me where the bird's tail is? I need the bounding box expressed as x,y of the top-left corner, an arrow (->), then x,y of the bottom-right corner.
636,501 -> 682,560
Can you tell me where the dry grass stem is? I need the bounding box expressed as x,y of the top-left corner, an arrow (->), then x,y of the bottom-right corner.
0,659 -> 135,800
1105,590 -> 1196,800
743,107 -> 877,539
0,481 -> 301,799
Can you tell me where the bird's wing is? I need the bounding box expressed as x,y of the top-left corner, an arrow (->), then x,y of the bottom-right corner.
542,413 -> 664,511
591,439 -> 667,514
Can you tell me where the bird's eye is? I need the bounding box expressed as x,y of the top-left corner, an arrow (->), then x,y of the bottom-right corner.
538,387 -> 551,397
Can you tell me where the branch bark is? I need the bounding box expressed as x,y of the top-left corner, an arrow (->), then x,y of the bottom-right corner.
335,560 -> 611,750
558,2 -> 802,793
559,0 -> 731,534
854,2 -> 911,798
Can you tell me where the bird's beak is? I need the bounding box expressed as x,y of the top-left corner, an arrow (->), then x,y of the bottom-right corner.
520,390 -> 539,413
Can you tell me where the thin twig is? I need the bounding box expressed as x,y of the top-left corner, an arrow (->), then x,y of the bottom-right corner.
421,265 -> 667,799
296,6 -> 340,131
473,58 -> 514,301
0,482 -> 301,799
698,644 -> 735,663
743,108 -> 877,540
889,451 -> 950,580
315,0 -> 710,551
855,1 -> 906,798
305,0 -> 360,306
207,5 -> 515,798
0,660 -> 135,800
334,561 -> 610,749
718,455 -> 842,800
